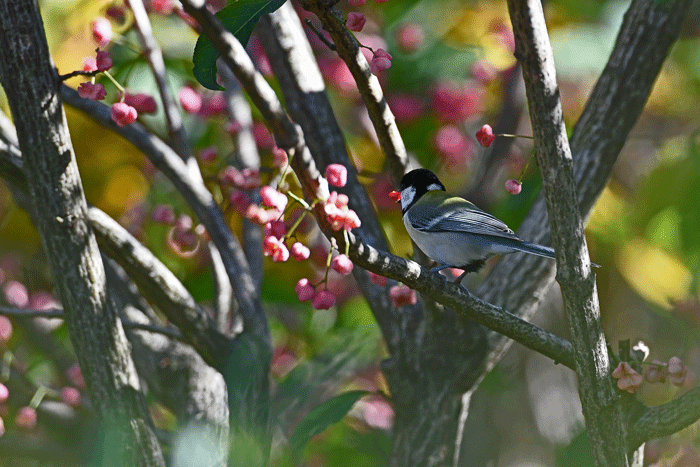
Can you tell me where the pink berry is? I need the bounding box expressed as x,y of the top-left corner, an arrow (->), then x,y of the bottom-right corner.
312,290 -> 336,310
370,49 -> 392,75
224,121 -> 242,134
348,0 -> 366,5
295,278 -> 315,302
152,204 -> 175,224
346,12 -> 366,32
82,56 -> 98,72
66,363 -> 86,389
368,271 -> 388,286
389,285 -> 416,307
198,93 -> 226,117
291,242 -> 310,261
124,92 -> 157,113
0,383 -> 8,403
179,86 -> 202,114
15,406 -> 37,430
395,23 -> 424,53
431,80 -> 484,122
263,236 -> 289,262
271,146 -> 288,168
92,17 -> 113,48
476,124 -> 495,147
331,254 -> 354,275
611,362 -> 643,394
387,94 -> 422,123
0,416 -> 4,436
110,103 -> 138,126
95,51 -> 113,72
77,82 -> 106,101
150,0 -> 174,14
264,220 -> 287,239
4,280 -> 28,307
197,146 -> 217,163
325,164 -> 348,188
505,179 -> 522,195
252,122 -> 274,149
0,316 -> 11,343
61,387 -> 81,407
644,360 -> 667,384
434,125 -> 473,166
260,186 -> 288,211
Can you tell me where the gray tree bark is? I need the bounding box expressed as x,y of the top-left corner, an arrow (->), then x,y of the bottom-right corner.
0,1 -> 164,465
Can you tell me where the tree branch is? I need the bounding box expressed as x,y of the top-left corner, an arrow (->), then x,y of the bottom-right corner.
298,0 -> 408,185
257,2 -> 410,351
507,0 -> 626,465
60,86 -> 268,344
478,0 -> 693,375
0,2 -> 164,464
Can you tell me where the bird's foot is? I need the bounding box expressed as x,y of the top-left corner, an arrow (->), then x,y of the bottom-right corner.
430,264 -> 450,274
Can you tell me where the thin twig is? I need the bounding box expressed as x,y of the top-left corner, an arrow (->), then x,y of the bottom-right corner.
127,0 -> 199,174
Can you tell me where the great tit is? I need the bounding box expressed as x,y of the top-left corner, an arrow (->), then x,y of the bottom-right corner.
391,168 -> 560,283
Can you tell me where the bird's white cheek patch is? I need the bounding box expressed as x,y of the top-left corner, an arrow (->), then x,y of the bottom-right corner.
400,186 -> 416,211
426,183 -> 442,192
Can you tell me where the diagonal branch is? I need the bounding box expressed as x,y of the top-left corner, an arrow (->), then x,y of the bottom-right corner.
60,86 -> 268,344
297,0 -> 408,185
0,140 -> 230,369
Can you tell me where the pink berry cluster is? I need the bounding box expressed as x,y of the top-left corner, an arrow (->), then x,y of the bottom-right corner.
0,261 -> 84,435
76,17 -> 159,127
178,86 -> 227,118
612,356 -> 691,394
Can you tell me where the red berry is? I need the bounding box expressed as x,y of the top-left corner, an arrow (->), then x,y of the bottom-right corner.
325,164 -> 348,188
95,51 -> 113,72
476,124 -> 495,148
389,285 -> 416,307
331,254 -> 354,275
346,12 -> 366,32
295,278 -> 315,302
312,290 -> 336,310
505,179 -> 522,195
124,92 -> 157,113
77,82 -> 106,101
178,86 -> 202,114
110,103 -> 138,126
15,406 -> 37,430
92,17 -> 113,48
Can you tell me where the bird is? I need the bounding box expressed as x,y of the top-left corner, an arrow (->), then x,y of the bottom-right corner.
390,168 -> 568,284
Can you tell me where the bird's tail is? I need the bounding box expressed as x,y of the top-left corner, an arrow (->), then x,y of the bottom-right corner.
515,240 -> 600,268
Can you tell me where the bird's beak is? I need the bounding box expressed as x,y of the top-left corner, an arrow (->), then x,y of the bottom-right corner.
389,190 -> 401,202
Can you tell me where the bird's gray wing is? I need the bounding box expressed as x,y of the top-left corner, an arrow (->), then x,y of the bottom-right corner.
408,197 -> 518,239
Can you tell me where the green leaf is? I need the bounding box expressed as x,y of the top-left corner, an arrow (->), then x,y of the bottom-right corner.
192,0 -> 286,90
289,390 -> 371,454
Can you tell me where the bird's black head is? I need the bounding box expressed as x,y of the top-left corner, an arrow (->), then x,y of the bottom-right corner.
398,168 -> 446,214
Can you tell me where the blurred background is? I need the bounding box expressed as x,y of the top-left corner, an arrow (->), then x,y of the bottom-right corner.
1,0 -> 699,465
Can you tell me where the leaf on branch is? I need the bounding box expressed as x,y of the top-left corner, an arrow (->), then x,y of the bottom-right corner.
289,390 -> 371,454
192,0 -> 286,90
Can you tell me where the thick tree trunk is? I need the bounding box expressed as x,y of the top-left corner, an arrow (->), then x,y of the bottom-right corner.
0,2 -> 164,465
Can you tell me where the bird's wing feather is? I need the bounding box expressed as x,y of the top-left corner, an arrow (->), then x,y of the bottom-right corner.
408,192 -> 518,239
